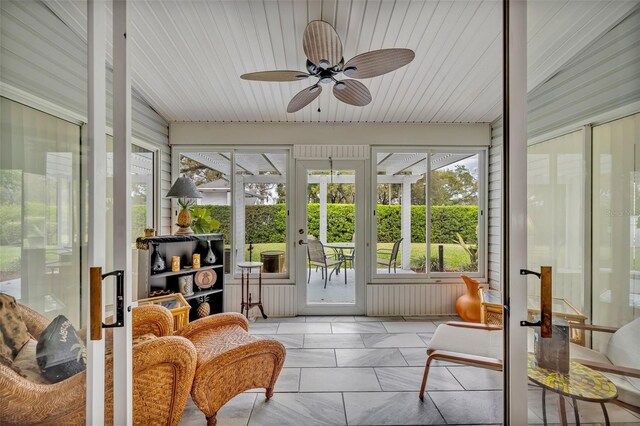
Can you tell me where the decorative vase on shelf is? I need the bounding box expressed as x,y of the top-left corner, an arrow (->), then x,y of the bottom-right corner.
203,240 -> 216,265
150,243 -> 166,274
456,275 -> 481,322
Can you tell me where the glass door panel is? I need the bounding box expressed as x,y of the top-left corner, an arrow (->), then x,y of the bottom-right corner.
296,160 -> 365,315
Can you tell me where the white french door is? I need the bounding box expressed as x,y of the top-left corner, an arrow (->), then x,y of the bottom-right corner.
295,159 -> 366,315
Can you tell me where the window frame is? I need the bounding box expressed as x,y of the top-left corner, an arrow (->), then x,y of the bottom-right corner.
369,146 -> 488,283
172,145 -> 293,283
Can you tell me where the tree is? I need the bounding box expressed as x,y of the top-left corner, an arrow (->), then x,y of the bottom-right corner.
179,157 -> 224,186
430,165 -> 478,206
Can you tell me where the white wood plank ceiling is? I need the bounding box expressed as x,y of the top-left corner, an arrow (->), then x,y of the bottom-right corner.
45,0 -> 638,123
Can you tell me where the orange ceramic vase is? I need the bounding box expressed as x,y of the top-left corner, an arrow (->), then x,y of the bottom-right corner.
456,275 -> 481,322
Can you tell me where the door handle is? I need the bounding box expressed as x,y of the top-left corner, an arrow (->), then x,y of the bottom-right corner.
298,239 -> 308,245
520,266 -> 552,338
89,267 -> 125,341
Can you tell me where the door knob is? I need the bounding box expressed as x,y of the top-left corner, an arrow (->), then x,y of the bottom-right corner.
298,239 -> 308,245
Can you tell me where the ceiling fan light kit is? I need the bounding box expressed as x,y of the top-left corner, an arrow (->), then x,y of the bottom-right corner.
240,20 -> 415,113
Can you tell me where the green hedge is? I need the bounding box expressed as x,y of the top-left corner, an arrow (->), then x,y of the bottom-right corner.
200,203 -> 477,244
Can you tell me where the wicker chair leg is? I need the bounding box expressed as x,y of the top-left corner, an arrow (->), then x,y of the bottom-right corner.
207,414 -> 217,426
266,387 -> 274,399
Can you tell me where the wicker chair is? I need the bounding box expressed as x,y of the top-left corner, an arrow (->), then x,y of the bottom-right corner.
0,303 -> 197,426
176,312 -> 286,426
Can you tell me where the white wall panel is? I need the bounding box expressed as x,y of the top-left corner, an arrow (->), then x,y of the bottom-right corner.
223,282 -> 483,317
224,284 -> 297,317
0,0 -> 171,234
366,283 -> 488,316
488,8 -> 640,290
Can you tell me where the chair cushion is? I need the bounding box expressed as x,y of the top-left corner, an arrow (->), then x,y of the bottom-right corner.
570,342 -> 611,365
428,323 -> 503,359
0,293 -> 30,361
606,317 -> 640,392
36,315 -> 86,383
13,339 -> 49,384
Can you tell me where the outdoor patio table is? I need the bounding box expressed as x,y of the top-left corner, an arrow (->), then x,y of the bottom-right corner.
324,242 -> 355,272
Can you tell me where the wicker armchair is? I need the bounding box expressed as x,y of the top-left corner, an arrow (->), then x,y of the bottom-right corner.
176,312 -> 286,426
0,303 -> 197,426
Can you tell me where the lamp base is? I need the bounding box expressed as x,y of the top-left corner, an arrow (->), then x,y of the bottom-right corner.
175,226 -> 194,235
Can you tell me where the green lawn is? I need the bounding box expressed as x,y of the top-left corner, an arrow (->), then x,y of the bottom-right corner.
244,242 -> 475,272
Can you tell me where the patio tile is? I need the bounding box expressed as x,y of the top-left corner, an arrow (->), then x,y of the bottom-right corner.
181,393 -> 256,426
305,315 -> 355,322
277,322 -> 332,334
447,366 -> 503,390
429,390 -> 502,424
258,334 -> 304,348
248,323 -> 279,334
399,347 -> 428,366
331,322 -> 386,333
362,333 -> 426,348
376,366 -> 463,391
283,349 -> 336,367
343,392 -> 445,425
299,368 -> 381,392
383,321 -> 437,333
574,399 -> 640,423
354,316 -> 405,322
335,348 -> 408,367
303,333 -> 365,348
248,392 -> 346,426
246,368 -> 301,393
255,316 -> 306,323
417,332 -> 434,345
403,316 -> 453,321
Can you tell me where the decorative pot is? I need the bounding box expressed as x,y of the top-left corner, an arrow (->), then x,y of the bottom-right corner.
150,243 -> 166,274
178,275 -> 194,296
203,240 -> 216,265
455,275 -> 481,322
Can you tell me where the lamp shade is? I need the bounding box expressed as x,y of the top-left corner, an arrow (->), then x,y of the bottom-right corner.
166,177 -> 203,199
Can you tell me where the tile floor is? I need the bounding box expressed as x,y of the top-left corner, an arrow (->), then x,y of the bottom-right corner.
179,316 -> 640,426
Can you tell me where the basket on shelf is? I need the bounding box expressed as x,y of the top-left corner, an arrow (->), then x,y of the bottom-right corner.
138,292 -> 191,331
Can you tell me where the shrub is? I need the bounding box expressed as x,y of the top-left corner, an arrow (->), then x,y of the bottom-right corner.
198,203 -> 478,245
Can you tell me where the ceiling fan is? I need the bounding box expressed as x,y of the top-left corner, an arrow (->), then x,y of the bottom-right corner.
240,20 -> 415,113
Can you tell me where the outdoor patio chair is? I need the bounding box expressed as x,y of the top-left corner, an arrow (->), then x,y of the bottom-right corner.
341,233 -> 356,269
377,238 -> 403,273
308,238 -> 346,288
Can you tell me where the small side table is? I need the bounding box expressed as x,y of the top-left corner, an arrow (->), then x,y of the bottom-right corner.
238,261 -> 267,319
527,353 -> 617,426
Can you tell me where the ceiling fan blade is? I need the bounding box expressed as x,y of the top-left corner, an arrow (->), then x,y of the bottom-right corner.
241,70 -> 310,82
343,48 -> 415,79
287,84 -> 322,113
303,20 -> 343,68
333,79 -> 371,107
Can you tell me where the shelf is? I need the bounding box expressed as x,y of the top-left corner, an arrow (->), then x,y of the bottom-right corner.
136,233 -> 223,249
150,264 -> 223,278
184,288 -> 223,300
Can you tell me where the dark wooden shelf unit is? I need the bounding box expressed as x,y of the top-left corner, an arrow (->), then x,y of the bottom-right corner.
136,233 -> 224,320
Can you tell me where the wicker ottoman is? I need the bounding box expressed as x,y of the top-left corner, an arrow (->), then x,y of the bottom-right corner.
176,313 -> 285,426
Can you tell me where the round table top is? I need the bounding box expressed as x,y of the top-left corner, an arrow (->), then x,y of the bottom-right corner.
237,261 -> 263,269
527,353 -> 617,402
260,250 -> 285,256
324,242 -> 355,249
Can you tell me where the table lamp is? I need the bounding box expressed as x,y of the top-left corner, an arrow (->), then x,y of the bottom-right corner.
166,177 -> 202,235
